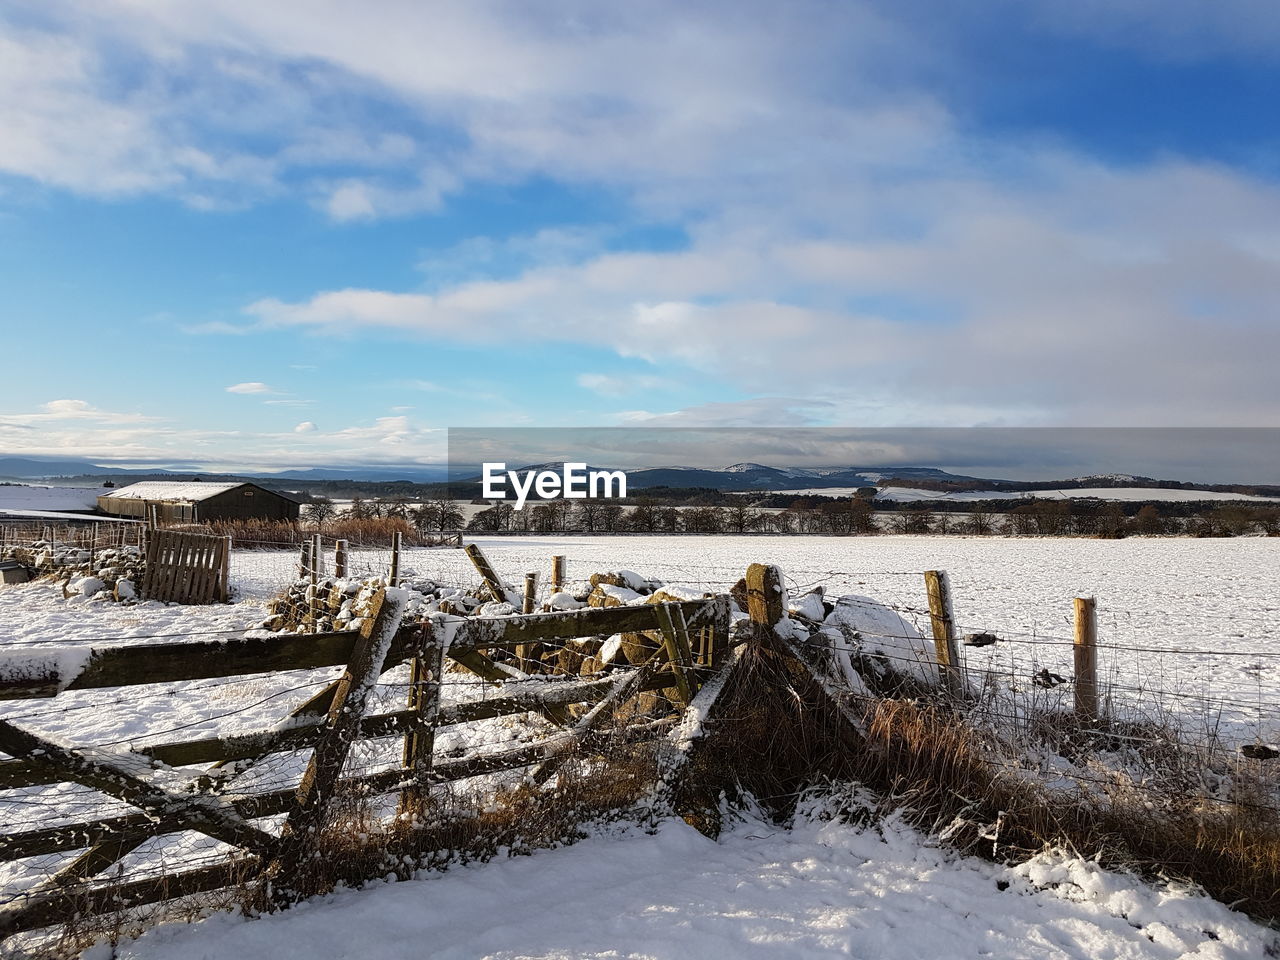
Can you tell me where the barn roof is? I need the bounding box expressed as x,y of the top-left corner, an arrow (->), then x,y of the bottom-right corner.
101,481 -> 252,502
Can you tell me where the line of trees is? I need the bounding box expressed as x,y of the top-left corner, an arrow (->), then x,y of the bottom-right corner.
302,493 -> 1280,538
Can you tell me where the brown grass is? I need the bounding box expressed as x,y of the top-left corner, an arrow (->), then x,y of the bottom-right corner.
197,516 -> 420,548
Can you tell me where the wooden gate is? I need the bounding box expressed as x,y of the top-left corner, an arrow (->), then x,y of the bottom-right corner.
142,530 -> 231,604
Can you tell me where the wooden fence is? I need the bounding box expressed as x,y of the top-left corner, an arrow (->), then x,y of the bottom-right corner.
0,591 -> 732,939
141,530 -> 231,604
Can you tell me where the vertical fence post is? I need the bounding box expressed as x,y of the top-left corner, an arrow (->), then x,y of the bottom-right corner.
518,571 -> 539,671
745,563 -> 784,631
389,531 -> 402,586
88,523 -> 98,577
299,540 -> 312,580
220,535 -> 232,602
550,555 -> 565,592
399,620 -> 444,819
924,570 -> 963,698
1074,596 -> 1099,723
334,539 -> 349,579
311,534 -> 322,579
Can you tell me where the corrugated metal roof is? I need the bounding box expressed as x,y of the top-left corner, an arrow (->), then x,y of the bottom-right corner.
100,481 -> 247,502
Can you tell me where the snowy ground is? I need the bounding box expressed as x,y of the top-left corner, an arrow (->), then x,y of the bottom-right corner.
386,535 -> 1280,743
2,534 -> 1278,954
94,809 -> 1276,960
774,485 -> 1280,503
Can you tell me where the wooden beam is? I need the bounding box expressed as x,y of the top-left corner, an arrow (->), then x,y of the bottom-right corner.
0,600 -> 723,700
0,720 -> 277,856
275,588 -> 404,887
464,543 -> 520,606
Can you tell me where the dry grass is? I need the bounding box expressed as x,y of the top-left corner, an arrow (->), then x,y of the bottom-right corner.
197,516 -> 420,548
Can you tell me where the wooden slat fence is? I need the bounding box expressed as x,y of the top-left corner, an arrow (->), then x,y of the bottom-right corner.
141,530 -> 231,604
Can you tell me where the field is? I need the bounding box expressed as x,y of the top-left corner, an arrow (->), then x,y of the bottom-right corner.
2,533 -> 1278,957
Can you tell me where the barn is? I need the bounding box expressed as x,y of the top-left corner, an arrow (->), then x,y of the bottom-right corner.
97,481 -> 300,523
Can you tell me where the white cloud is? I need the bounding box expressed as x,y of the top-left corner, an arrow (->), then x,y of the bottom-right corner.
0,399 -> 160,425
225,381 -> 273,394
294,420 -> 317,432
576,373 -> 672,397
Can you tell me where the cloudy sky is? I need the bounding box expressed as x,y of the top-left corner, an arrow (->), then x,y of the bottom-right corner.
2,1 -> 1278,472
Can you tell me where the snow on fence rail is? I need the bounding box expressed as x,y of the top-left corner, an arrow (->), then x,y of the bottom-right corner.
0,589 -> 732,940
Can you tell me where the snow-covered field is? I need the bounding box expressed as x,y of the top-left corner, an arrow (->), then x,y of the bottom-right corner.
774,485 -> 1280,503
393,535 -> 1280,740
2,534 -> 1278,956
92,810 -> 1277,960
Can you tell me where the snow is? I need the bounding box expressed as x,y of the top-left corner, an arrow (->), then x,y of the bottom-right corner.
98,810 -> 1276,960
2,533 -> 1279,953
771,485 -> 1280,504
0,485 -> 104,512
101,481 -> 247,502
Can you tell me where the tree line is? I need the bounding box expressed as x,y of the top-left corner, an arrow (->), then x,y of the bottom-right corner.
303,494 -> 1280,538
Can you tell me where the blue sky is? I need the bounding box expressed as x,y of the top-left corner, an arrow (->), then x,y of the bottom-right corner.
1,1 -> 1279,471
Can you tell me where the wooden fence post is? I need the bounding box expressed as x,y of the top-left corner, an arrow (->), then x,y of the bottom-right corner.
299,540 -> 312,581
311,534 -> 322,578
464,543 -> 520,606
389,531 -> 401,586
924,570 -> 963,698
745,563 -> 784,630
550,555 -> 565,592
1074,596 -> 1099,723
220,536 -> 232,602
522,572 -> 538,614
334,539 -> 349,579
399,620 -> 444,819
275,588 -> 405,895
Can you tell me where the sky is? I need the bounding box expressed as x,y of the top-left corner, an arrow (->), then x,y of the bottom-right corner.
2,1 -> 1279,474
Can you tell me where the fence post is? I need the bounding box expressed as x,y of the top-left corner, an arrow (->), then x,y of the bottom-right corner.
522,572 -> 538,614
517,571 -> 540,671
924,570 -> 963,698
334,539 -> 349,579
550,555 -> 565,592
299,540 -> 312,580
311,534 -> 322,578
745,563 -> 784,630
399,620 -> 444,819
1074,597 -> 1099,723
389,531 -> 402,586
220,536 -> 232,602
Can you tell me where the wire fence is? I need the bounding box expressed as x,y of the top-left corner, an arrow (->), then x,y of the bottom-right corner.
2,534 -> 1279,940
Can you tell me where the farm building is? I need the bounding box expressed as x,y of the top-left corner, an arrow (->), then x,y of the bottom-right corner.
97,481 -> 300,523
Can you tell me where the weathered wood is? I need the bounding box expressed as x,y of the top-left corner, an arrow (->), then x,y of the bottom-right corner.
140,530 -> 229,605
0,600 -> 723,700
220,535 -> 232,602
0,672 -> 684,792
528,657 -> 658,786
334,538 -> 349,579
1074,596 -> 1099,723
924,570 -> 964,698
0,719 -> 277,856
399,621 -> 444,816
550,555 -> 565,591
0,856 -> 259,938
389,530 -> 401,586
464,543 -> 520,606
776,634 -> 869,739
745,563 -> 784,627
277,589 -> 402,882
648,642 -> 745,822
0,705 -> 679,865
654,603 -> 694,705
